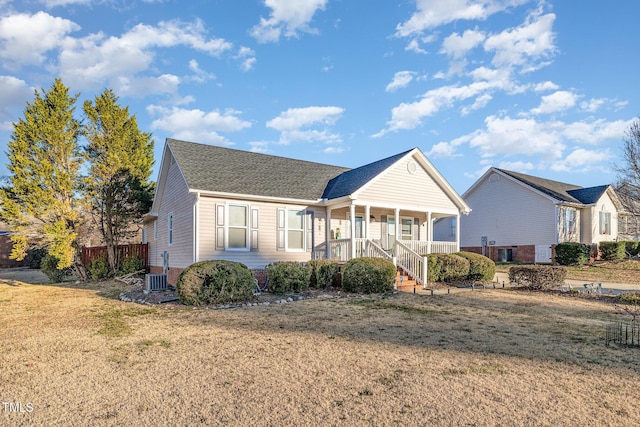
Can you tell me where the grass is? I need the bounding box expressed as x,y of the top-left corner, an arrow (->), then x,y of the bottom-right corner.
1,277 -> 640,425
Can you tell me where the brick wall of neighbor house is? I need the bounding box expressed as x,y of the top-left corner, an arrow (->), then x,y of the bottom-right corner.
461,245 -> 537,263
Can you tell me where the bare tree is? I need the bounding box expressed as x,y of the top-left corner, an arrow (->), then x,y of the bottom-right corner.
615,118 -> 640,217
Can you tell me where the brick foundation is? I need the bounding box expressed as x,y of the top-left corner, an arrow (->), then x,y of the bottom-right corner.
461,245 -> 539,263
148,265 -> 183,286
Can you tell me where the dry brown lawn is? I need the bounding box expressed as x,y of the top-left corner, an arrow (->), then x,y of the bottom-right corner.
1,277 -> 639,426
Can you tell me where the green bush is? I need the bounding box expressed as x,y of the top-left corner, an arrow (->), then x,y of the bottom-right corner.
599,241 -> 626,261
457,251 -> 496,282
307,259 -> 340,289
25,248 -> 46,269
265,261 -> 310,294
623,241 -> 640,257
555,242 -> 590,266
87,257 -> 111,280
425,253 -> 470,283
342,257 -> 395,293
509,265 -> 566,290
617,292 -> 640,305
119,256 -> 145,275
40,254 -> 73,283
176,260 -> 255,306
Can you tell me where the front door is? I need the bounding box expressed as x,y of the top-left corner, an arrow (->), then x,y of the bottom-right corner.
387,217 -> 395,250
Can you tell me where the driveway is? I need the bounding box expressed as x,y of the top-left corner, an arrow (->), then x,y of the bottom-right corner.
0,267 -> 49,284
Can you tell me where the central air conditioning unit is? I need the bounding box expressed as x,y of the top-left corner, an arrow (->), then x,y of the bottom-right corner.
145,274 -> 167,292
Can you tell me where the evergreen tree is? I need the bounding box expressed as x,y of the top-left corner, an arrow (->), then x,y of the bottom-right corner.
0,78 -> 86,279
83,88 -> 154,274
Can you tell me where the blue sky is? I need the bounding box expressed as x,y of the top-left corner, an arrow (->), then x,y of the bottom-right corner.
1,0 -> 638,194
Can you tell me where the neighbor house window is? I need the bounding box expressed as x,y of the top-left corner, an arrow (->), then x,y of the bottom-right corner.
450,217 -> 457,237
168,214 -> 173,245
600,211 -> 611,235
564,208 -> 576,235
153,221 -> 157,241
228,204 -> 249,249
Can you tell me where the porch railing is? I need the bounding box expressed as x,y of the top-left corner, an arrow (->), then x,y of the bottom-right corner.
404,240 -> 458,255
395,241 -> 428,288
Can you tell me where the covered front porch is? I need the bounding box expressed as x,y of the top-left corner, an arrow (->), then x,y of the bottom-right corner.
312,203 -> 461,288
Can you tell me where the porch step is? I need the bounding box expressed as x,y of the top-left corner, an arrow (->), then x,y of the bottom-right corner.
396,271 -> 417,290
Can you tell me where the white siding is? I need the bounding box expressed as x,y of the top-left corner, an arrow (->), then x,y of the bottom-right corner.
197,197 -> 326,269
148,156 -> 195,270
460,172 -> 557,247
589,192 -> 619,244
357,156 -> 459,213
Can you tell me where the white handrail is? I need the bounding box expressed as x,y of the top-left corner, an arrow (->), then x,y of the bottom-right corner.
395,240 -> 428,288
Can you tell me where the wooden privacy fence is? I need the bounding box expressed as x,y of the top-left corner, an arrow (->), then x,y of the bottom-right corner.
81,243 -> 148,269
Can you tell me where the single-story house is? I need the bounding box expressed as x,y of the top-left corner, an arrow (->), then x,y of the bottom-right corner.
144,138 -> 471,285
435,167 -> 624,263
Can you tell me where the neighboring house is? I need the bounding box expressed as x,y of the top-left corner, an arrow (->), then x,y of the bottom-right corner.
144,138 -> 470,285
437,167 -> 624,263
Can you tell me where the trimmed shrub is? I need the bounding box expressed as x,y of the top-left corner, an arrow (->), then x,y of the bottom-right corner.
623,241 -> 640,257
307,259 -> 340,289
617,292 -> 640,305
342,257 -> 395,294
176,260 -> 254,306
555,242 -> 590,266
119,256 -> 145,275
88,257 -> 111,280
509,265 -> 566,290
599,241 -> 626,261
265,261 -> 310,294
425,253 -> 470,283
457,251 -> 496,282
40,254 -> 73,283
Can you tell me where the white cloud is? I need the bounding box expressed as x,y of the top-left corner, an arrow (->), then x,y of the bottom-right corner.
267,106 -> 344,144
54,18 -> 232,92
0,76 -> 33,122
0,12 -> 79,69
561,119 -> 632,145
533,81 -> 559,92
467,115 -> 565,159
497,160 -> 534,171
530,90 -> 578,115
550,148 -> 613,172
385,71 -> 416,92
249,141 -> 270,153
236,46 -> 256,71
441,29 -> 485,58
396,0 -> 529,37
461,93 -> 492,115
112,74 -> 181,98
148,105 -> 251,145
250,0 -> 328,43
484,10 -> 556,70
188,59 -> 216,83
324,146 -> 344,154
580,98 -> 607,113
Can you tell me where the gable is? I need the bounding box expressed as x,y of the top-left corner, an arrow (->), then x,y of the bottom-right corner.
355,152 -> 463,213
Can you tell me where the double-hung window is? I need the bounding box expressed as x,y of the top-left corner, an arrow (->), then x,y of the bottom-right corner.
600,211 -> 611,235
228,204 -> 249,250
564,208 -> 576,235
287,210 -> 305,250
278,208 -> 311,251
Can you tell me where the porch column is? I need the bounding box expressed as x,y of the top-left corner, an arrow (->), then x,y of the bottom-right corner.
426,211 -> 432,254
350,203 -> 356,259
325,206 -> 332,259
394,208 -> 400,246
364,205 -> 371,240
456,214 -> 461,252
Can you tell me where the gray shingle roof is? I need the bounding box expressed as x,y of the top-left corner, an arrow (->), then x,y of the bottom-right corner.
496,168 -> 610,205
167,138 -> 349,200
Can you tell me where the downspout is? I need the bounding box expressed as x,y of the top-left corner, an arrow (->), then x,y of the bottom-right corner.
193,192 -> 200,264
